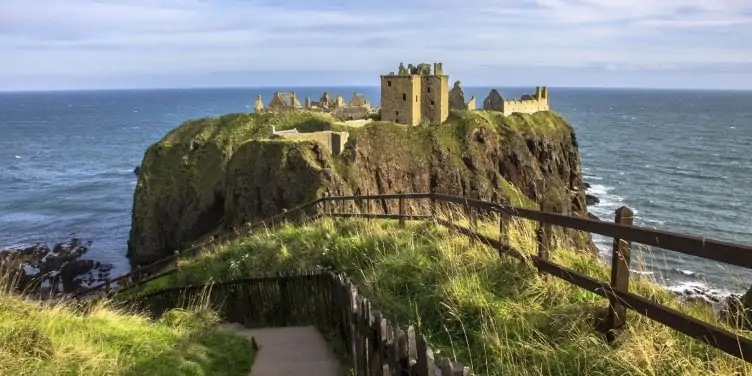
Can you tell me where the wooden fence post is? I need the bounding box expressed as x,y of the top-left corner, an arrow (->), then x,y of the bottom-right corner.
606,206 -> 634,333
499,209 -> 510,245
174,250 -> 180,270
323,194 -> 329,216
415,336 -> 436,376
135,265 -> 142,282
430,191 -> 437,220
470,205 -> 478,237
370,310 -> 383,376
537,222 -> 552,278
399,195 -> 406,228
104,276 -> 111,294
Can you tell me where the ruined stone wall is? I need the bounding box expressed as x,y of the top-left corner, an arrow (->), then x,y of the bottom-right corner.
501,98 -> 549,116
421,75 -> 449,125
467,96 -> 476,110
380,75 -> 421,126
275,131 -> 349,155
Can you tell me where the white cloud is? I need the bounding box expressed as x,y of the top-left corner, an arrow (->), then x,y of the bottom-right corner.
1,0 -> 751,89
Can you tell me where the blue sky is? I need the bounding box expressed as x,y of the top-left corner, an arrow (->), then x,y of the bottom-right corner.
2,0 -> 751,91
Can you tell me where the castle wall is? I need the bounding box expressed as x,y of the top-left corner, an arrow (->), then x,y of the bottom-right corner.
421,75 -> 449,124
380,75 -> 421,126
276,131 -> 349,156
501,97 -> 549,116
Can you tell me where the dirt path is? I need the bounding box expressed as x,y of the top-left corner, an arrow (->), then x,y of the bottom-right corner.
219,323 -> 343,376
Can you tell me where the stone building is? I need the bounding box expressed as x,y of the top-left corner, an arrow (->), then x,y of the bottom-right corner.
305,92 -> 344,111
448,81 -> 476,110
255,92 -> 303,112
482,87 -> 549,116
270,127 -> 350,156
379,62 -> 449,126
348,93 -> 371,109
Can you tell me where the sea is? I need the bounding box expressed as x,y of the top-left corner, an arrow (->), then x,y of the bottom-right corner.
1,87 -> 750,297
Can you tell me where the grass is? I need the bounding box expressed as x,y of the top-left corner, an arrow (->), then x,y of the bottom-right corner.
127,207 -> 752,376
0,282 -> 256,376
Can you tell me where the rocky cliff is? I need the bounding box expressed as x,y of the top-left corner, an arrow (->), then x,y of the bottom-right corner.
128,110 -> 592,267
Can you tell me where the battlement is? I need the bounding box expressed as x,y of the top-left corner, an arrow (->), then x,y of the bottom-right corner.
482,86 -> 549,116
383,62 -> 446,77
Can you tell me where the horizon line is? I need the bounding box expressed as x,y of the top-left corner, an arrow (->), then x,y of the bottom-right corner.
1,84 -> 751,94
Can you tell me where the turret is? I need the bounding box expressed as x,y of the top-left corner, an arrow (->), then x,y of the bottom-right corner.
305,96 -> 311,109
291,92 -> 297,110
254,95 -> 264,112
433,62 -> 444,76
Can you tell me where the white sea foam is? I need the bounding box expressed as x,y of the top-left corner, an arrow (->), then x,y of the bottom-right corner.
666,280 -> 734,300
674,268 -> 701,278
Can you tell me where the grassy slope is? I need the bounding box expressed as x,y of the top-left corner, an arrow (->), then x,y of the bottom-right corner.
128,213 -> 752,376
0,292 -> 255,376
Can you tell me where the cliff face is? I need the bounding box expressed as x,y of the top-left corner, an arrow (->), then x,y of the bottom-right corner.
128,110 -> 591,266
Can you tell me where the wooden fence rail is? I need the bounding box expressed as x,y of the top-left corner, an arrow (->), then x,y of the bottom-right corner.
78,191 -> 752,364
120,269 -> 470,376
322,193 -> 752,363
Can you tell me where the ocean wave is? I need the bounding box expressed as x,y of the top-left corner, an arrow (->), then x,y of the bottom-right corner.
673,268 -> 703,278
665,280 -> 734,300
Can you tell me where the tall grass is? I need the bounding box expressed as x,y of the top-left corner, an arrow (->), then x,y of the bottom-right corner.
0,271 -> 255,376
129,204 -> 752,376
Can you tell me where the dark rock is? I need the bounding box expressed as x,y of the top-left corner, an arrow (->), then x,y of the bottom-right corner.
720,294 -> 750,328
583,182 -> 591,189
587,212 -> 601,221
133,166 -> 140,176
0,239 -> 113,298
586,194 -> 600,206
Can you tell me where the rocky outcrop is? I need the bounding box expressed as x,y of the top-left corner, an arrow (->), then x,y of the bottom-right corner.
128,110 -> 593,266
0,239 -> 113,295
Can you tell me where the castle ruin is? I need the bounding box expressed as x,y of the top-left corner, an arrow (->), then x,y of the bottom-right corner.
270,127 -> 349,156
255,91 -> 373,122
448,81 -> 476,111
254,62 -> 550,128
481,86 -> 549,116
380,62 -> 449,126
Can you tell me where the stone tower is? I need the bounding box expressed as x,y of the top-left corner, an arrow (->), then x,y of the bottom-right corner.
535,86 -> 550,107
254,95 -> 264,112
421,62 -> 449,124
380,62 -> 449,126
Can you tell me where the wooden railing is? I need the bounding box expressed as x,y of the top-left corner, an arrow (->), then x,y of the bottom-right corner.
71,200 -> 322,298
120,269 -> 471,376
82,192 -> 752,364
322,192 -> 752,363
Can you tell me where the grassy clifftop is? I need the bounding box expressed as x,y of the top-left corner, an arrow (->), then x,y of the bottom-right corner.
129,109 -> 590,267
0,290 -> 254,375
125,215 -> 751,375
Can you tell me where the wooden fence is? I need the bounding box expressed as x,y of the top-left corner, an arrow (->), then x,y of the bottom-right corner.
322,192 -> 752,363
79,191 -> 752,364
121,269 -> 470,376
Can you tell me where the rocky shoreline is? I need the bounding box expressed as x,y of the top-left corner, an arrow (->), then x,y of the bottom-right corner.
0,239 -> 113,298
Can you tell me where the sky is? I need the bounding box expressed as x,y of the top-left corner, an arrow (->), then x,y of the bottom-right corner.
1,0 -> 752,91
